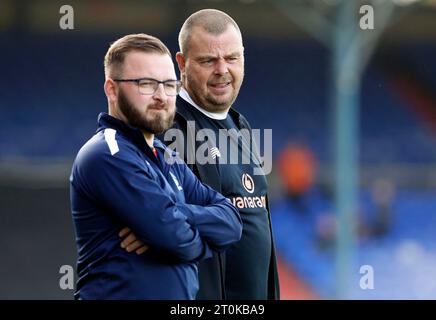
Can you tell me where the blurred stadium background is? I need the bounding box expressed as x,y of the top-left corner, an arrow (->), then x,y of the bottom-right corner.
1,0 -> 436,299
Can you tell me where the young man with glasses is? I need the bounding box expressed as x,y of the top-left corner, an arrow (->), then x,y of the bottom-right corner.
69,33 -> 242,299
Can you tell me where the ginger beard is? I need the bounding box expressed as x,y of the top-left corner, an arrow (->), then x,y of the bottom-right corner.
117,87 -> 175,134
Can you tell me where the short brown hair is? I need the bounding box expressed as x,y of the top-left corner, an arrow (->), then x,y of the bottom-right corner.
178,9 -> 242,55
104,33 -> 171,79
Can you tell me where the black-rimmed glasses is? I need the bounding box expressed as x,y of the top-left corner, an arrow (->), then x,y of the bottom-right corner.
113,77 -> 182,96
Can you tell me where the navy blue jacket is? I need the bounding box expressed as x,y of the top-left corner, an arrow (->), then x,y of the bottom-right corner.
166,97 -> 280,300
70,113 -> 242,300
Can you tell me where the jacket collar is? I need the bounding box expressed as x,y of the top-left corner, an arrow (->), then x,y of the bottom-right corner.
176,96 -> 244,130
179,88 -> 228,120
96,112 -> 168,154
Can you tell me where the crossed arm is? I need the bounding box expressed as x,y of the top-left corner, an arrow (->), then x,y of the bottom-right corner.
76,145 -> 241,259
118,154 -> 242,256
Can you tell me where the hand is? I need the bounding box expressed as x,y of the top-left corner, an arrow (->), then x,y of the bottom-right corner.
119,227 -> 149,255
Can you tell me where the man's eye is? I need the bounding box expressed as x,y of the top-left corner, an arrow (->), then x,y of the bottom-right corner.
165,82 -> 176,89
139,81 -> 155,87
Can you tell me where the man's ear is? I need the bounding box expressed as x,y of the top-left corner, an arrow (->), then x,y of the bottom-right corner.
104,78 -> 117,103
175,52 -> 186,74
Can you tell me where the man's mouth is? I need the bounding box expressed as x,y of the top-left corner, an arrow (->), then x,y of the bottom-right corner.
148,104 -> 166,111
210,81 -> 231,87
209,81 -> 232,93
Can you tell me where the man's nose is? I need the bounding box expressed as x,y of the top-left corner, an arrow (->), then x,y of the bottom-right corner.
214,59 -> 229,75
152,83 -> 167,100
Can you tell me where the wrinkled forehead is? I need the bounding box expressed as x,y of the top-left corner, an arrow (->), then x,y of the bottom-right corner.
188,26 -> 244,57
